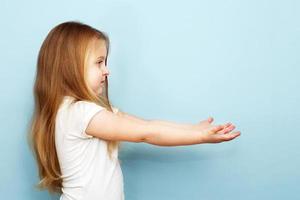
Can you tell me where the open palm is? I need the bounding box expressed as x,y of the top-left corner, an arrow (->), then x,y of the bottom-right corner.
195,117 -> 241,143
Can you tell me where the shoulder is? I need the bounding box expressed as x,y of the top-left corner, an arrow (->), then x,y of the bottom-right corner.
72,100 -> 104,111
61,96 -> 105,113
69,100 -> 106,122
57,98 -> 107,139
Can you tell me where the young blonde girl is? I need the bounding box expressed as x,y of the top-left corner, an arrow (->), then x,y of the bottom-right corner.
28,21 -> 241,200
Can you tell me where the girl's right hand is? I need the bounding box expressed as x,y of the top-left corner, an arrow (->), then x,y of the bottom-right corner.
200,123 -> 241,143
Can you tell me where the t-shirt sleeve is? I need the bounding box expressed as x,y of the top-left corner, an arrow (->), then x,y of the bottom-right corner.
75,101 -> 106,139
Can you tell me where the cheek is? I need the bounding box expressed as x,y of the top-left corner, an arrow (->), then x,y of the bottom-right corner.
87,68 -> 102,86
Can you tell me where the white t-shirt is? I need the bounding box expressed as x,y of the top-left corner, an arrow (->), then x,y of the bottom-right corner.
55,96 -> 124,200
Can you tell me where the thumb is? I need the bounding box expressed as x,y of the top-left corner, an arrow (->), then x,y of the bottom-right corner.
207,117 -> 214,123
209,125 -> 223,134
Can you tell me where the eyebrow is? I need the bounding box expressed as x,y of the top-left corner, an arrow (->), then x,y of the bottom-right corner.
97,56 -> 106,59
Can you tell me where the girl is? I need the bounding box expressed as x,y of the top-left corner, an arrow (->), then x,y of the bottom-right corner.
28,21 -> 240,200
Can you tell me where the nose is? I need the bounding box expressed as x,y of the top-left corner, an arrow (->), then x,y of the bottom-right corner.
102,65 -> 110,76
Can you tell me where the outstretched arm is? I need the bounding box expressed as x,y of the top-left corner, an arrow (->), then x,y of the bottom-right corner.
86,108 -> 240,146
118,111 -> 228,132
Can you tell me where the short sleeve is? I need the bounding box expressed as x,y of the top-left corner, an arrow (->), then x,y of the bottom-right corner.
76,101 -> 105,138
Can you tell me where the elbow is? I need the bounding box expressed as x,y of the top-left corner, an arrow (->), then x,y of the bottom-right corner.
140,120 -> 153,143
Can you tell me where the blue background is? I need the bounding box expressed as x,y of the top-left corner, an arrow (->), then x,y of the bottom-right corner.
0,0 -> 299,199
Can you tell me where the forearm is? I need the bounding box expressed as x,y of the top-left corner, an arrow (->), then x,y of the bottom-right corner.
151,119 -> 196,131
120,111 -> 205,146
120,111 -> 196,130
144,120 -> 204,146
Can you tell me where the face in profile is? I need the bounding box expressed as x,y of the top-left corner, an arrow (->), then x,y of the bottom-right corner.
86,39 -> 110,95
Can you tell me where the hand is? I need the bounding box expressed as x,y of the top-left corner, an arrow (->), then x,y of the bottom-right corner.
194,117 -> 233,133
200,122 -> 241,143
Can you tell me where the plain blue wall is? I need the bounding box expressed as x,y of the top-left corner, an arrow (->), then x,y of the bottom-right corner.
0,0 -> 299,199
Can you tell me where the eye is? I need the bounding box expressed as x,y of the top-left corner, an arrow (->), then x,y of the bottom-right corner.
97,60 -> 103,64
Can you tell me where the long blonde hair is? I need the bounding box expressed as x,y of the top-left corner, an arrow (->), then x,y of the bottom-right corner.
28,21 -> 120,194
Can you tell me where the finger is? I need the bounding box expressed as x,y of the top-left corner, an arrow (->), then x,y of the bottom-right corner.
225,122 -> 232,127
207,117 -> 214,123
210,125 -> 223,134
222,131 -> 241,141
224,125 -> 236,134
218,125 -> 235,134
218,123 -> 231,130
219,123 -> 232,131
223,122 -> 232,128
